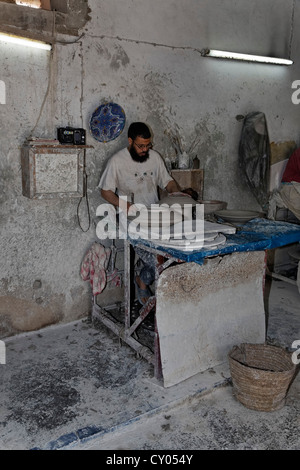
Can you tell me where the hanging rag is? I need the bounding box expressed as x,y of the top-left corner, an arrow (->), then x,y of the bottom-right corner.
239,111 -> 271,210
80,242 -> 121,295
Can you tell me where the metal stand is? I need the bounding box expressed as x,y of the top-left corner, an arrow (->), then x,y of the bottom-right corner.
91,238 -> 184,380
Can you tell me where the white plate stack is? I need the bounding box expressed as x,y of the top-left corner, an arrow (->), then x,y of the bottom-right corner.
127,205 -> 234,251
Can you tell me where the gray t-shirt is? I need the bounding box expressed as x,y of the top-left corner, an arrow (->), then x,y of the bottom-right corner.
98,147 -> 173,207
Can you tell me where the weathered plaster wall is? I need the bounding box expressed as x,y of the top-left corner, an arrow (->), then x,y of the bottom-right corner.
1,0 -> 300,337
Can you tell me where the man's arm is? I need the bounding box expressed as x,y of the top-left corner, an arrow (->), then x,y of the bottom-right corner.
165,179 -> 194,198
101,189 -> 132,213
165,179 -> 180,193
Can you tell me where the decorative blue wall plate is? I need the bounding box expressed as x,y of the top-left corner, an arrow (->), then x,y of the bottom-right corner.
89,102 -> 126,142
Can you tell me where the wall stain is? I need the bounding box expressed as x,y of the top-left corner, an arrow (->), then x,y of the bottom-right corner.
0,295 -> 63,338
110,44 -> 130,70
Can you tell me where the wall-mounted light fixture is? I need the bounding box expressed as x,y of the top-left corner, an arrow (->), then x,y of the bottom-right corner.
201,1 -> 295,66
200,49 -> 293,66
0,32 -> 52,51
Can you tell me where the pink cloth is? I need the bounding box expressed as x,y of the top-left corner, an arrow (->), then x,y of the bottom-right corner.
80,242 -> 121,295
282,148 -> 300,183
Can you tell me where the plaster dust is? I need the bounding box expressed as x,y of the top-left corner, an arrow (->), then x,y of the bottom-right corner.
0,276 -> 299,450
157,252 -> 265,302
75,279 -> 300,451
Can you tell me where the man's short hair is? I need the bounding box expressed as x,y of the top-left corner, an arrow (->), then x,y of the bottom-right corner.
128,122 -> 151,140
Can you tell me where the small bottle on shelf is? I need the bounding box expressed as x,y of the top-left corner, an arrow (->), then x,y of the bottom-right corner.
193,155 -> 200,169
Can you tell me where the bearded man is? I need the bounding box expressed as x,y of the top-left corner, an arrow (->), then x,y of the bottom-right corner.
98,121 -> 181,304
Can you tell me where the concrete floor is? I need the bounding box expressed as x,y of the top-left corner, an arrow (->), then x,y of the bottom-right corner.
0,275 -> 299,451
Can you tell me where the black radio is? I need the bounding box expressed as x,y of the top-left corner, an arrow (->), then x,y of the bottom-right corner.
57,127 -> 86,145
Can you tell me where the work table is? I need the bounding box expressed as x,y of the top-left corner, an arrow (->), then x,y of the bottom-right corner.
129,218 -> 300,263
93,218 -> 300,387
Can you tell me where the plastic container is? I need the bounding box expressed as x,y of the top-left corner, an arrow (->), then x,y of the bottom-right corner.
178,152 -> 190,169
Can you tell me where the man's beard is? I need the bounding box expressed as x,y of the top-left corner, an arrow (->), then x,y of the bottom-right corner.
129,145 -> 150,163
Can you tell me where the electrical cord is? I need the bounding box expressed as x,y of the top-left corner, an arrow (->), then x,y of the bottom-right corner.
77,168 -> 91,232
288,0 -> 295,61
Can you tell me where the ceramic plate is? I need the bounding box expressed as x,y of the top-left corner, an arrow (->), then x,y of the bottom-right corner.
150,232 -> 218,246
151,233 -> 226,251
198,200 -> 227,214
215,210 -> 261,224
89,102 -> 126,142
128,205 -> 184,229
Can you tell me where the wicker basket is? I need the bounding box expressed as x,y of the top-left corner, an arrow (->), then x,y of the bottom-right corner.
228,343 -> 296,412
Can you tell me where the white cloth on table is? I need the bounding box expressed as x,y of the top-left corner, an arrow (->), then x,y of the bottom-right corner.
279,182 -> 300,221
268,182 -> 300,221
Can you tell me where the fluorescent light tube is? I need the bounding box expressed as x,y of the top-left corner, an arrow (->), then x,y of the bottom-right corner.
16,0 -> 40,7
202,49 -> 293,65
0,32 -> 51,50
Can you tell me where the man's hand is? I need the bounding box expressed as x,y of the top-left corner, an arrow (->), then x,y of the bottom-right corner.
101,189 -> 133,214
168,191 -> 192,198
165,179 -> 180,193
